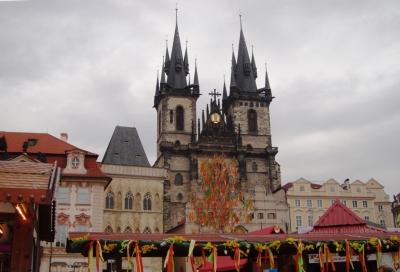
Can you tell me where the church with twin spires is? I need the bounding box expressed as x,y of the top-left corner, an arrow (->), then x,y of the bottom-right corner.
153,10 -> 282,232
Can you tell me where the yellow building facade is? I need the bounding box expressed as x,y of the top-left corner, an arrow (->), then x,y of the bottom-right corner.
285,178 -> 393,232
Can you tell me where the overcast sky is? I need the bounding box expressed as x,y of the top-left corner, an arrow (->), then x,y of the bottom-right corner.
1,0 -> 399,198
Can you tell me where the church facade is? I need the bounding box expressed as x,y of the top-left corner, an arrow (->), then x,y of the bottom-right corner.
153,12 -> 283,232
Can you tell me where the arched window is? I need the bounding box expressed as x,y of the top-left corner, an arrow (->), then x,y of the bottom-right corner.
124,226 -> 132,233
104,226 -> 113,233
175,173 -> 183,185
248,110 -> 257,132
116,227 -> 121,232
125,192 -> 133,210
135,227 -> 140,233
105,190 -> 114,209
176,106 -> 184,130
177,193 -> 183,201
143,226 -> 152,234
143,192 -> 152,211
154,228 -> 160,233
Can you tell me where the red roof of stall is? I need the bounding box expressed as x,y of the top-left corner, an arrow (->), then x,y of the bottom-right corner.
306,200 -> 388,234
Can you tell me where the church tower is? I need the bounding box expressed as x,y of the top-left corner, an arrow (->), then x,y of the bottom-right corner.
154,10 -> 281,233
153,9 -> 200,231
222,17 -> 279,191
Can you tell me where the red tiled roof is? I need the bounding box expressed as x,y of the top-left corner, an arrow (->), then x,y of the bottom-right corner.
1,132 -> 108,178
0,132 -> 96,155
306,200 -> 388,234
281,182 -> 293,190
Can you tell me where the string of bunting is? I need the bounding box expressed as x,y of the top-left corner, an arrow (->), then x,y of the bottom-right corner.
70,234 -> 400,272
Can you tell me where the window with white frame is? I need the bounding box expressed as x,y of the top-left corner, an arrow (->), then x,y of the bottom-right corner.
267,213 -> 276,219
352,200 -> 358,208
58,187 -> 69,204
76,225 -> 88,232
364,216 -> 370,220
258,213 -> 264,219
296,215 -> 302,227
306,199 -> 312,207
378,205 -> 384,212
380,219 -> 386,226
294,199 -> 301,207
300,185 -> 305,191
317,200 -> 323,208
356,187 -> 361,193
362,201 -> 368,208
307,216 -> 314,227
55,225 -> 68,247
331,199 -> 335,205
341,200 -> 347,206
330,186 -> 335,192
77,188 -> 90,204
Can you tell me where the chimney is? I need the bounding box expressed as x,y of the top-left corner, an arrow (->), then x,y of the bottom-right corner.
60,133 -> 68,142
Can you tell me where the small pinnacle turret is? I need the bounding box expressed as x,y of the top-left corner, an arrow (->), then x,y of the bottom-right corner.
155,70 -> 160,96
164,39 -> 170,75
222,75 -> 227,100
160,57 -> 166,84
184,40 -> 189,76
265,63 -> 271,90
193,58 -> 199,85
251,46 -> 257,79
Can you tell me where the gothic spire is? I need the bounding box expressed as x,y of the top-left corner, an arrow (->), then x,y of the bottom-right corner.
166,7 -> 187,89
265,63 -> 271,90
251,45 -> 257,79
235,14 -> 257,92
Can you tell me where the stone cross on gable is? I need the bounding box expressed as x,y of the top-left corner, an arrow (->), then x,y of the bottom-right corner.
208,89 -> 221,101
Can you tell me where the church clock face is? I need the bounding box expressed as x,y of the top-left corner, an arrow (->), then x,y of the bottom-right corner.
210,113 -> 221,124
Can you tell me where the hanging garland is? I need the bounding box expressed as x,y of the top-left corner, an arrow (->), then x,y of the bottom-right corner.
70,234 -> 400,272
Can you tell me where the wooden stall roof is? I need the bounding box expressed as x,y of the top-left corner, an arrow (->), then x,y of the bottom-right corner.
0,160 -> 56,204
306,200 -> 389,234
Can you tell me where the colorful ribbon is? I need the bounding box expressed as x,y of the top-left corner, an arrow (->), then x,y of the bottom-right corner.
87,240 -> 103,272
296,240 -> 305,272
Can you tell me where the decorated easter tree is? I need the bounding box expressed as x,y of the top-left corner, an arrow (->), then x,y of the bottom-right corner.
188,154 -> 254,234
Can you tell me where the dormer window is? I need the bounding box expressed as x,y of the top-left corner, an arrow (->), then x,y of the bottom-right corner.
72,157 -> 80,167
64,150 -> 87,174
28,139 -> 38,146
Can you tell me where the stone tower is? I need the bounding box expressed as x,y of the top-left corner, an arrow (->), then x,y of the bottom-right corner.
154,12 -> 281,232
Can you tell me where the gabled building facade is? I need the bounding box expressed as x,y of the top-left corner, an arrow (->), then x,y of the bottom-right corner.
153,11 -> 283,233
284,178 -> 393,232
0,131 -> 110,272
101,126 -> 166,271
